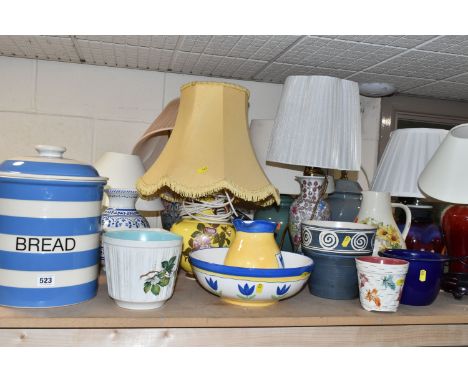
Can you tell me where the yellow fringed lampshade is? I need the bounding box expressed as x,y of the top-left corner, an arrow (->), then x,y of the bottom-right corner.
137,81 -> 279,206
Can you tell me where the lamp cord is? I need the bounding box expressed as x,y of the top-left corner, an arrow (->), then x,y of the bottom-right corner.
180,191 -> 238,224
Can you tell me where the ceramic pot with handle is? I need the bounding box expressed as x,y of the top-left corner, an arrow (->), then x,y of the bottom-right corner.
356,191 -> 411,255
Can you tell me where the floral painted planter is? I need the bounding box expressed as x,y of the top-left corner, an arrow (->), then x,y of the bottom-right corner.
355,256 -> 409,312
102,229 -> 182,310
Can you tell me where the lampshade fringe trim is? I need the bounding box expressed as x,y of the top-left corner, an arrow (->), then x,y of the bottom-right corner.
136,177 -> 280,207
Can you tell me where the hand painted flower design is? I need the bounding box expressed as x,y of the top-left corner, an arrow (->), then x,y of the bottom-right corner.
192,234 -> 212,250
238,283 -> 255,296
181,223 -> 233,264
205,277 -> 218,291
382,275 -> 396,290
359,217 -> 402,251
276,284 -> 291,296
365,288 -> 381,307
141,256 -> 177,296
359,273 -> 369,288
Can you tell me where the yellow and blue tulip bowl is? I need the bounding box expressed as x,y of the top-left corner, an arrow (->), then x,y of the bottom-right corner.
189,248 -> 313,307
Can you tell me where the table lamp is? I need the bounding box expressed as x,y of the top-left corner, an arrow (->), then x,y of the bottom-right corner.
419,123 -> 468,298
137,81 -> 279,276
94,152 -> 151,268
267,75 -> 361,251
372,128 -> 447,252
250,119 -> 334,251
132,98 -> 180,229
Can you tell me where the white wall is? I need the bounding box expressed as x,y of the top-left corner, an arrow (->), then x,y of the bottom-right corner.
0,56 -> 283,164
0,56 -> 381,187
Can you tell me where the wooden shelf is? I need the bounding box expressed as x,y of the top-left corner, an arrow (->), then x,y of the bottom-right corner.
1,273 -> 468,346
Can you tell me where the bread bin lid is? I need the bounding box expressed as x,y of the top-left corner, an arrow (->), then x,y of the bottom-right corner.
0,145 -> 107,183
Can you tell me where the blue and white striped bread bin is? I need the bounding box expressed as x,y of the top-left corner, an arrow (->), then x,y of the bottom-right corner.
0,145 -> 107,307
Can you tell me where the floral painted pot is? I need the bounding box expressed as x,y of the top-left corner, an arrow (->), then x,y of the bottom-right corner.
289,175 -> 331,252
355,256 -> 409,312
301,220 -> 376,255
189,248 -> 313,307
102,229 -> 182,310
170,218 -> 235,277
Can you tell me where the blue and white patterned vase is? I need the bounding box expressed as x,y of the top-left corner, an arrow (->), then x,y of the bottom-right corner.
101,188 -> 150,268
290,175 -> 330,253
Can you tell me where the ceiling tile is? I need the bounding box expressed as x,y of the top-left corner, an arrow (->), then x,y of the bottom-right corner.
0,36 -> 80,63
227,35 -> 299,60
177,35 -> 243,56
213,57 -> 267,79
254,62 -> 354,83
332,35 -> 436,48
365,50 -> 468,80
416,35 -> 468,56
171,51 -> 266,79
278,36 -> 403,71
444,72 -> 468,84
172,51 -> 222,76
347,72 -> 434,92
202,35 -> 242,56
177,35 -> 212,53
77,40 -> 173,70
405,81 -> 468,101
76,35 -> 180,50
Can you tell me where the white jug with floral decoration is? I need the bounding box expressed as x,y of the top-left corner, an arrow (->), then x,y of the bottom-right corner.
356,191 -> 411,255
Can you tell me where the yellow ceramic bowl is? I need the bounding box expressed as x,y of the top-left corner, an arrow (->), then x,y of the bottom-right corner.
189,248 -> 313,307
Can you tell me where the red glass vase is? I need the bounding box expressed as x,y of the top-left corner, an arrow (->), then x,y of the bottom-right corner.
442,205 -> 468,273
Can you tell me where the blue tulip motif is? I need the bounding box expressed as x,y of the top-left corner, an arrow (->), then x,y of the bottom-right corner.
276,284 -> 291,296
205,277 -> 218,291
238,283 -> 255,296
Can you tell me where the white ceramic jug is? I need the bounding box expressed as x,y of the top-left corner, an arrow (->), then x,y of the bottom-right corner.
356,191 -> 411,255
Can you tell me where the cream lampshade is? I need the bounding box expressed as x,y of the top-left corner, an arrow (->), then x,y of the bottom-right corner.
372,128 -> 448,198
419,124 -> 468,203
95,152 -> 146,189
136,81 -> 279,276
137,82 -> 279,206
135,197 -> 165,228
266,75 -> 361,250
418,123 -> 468,294
132,98 -> 179,170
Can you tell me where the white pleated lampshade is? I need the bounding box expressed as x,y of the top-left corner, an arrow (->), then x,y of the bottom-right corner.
372,128 -> 448,198
267,75 -> 361,171
250,119 -> 335,195
419,124 -> 468,203
250,119 -> 303,195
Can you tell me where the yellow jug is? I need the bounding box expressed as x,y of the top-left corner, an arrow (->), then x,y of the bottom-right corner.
224,219 -> 284,269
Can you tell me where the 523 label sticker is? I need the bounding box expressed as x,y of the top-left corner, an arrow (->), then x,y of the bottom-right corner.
37,274 -> 56,287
